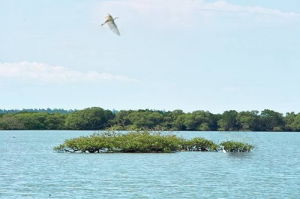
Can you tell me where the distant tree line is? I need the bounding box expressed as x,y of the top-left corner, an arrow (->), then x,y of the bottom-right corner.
0,107 -> 300,131
0,108 -> 75,114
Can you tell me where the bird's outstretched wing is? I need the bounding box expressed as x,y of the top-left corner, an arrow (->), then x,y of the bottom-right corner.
107,21 -> 120,36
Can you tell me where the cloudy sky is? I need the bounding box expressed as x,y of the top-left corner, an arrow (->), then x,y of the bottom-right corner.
1,0 -> 300,113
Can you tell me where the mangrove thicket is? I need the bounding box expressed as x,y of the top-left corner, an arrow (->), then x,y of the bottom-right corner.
1,107 -> 300,131
54,131 -> 253,153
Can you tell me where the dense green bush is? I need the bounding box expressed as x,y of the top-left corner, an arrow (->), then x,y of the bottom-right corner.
54,131 -> 254,153
65,107 -> 113,130
184,137 -> 218,151
0,112 -> 66,130
220,141 -> 254,152
54,132 -> 184,153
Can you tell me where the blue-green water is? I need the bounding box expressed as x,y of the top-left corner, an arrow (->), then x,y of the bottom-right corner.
1,131 -> 300,198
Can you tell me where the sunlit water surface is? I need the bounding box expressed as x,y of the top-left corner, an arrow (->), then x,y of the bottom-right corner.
1,131 -> 300,198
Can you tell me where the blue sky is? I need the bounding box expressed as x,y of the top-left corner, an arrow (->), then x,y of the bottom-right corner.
1,0 -> 300,113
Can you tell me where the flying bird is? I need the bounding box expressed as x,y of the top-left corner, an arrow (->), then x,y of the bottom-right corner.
101,14 -> 120,36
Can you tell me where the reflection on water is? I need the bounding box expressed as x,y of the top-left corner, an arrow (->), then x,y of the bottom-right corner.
0,131 -> 300,198
226,151 -> 253,159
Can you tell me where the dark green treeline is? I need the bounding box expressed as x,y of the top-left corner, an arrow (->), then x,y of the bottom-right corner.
1,107 -> 300,131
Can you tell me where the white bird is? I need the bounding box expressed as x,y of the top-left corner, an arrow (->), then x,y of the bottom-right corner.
101,14 -> 120,36
220,146 -> 226,153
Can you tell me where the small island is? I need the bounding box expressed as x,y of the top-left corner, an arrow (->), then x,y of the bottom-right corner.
54,131 -> 254,153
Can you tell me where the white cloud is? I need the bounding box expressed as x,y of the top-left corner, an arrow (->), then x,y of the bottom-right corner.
0,62 -> 137,83
96,0 -> 300,27
199,0 -> 299,17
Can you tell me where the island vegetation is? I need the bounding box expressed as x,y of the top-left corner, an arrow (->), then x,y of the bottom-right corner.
220,141 -> 254,152
1,107 -> 300,131
54,131 -> 253,153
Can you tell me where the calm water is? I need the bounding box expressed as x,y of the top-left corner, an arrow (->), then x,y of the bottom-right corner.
0,131 -> 300,199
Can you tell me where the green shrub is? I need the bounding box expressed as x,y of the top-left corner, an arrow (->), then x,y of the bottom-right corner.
184,137 -> 218,151
54,131 -> 184,153
220,141 -> 254,152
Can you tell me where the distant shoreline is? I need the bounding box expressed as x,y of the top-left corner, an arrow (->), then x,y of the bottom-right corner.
0,107 -> 300,131
0,130 -> 299,132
